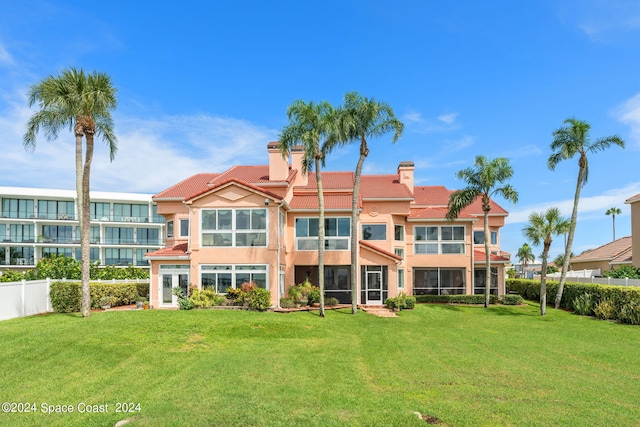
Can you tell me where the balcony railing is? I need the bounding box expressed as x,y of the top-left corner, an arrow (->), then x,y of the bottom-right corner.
0,211 -> 163,224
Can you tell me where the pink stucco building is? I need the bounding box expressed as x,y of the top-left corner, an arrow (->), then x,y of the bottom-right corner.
146,143 -> 510,308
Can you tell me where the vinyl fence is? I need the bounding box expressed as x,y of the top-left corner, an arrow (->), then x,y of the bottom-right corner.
0,279 -> 150,322
537,270 -> 640,288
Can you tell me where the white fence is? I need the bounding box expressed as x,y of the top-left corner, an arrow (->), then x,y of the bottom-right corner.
536,270 -> 640,288
0,279 -> 150,322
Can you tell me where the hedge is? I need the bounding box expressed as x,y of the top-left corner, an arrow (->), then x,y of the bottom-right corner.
415,294 -> 500,305
50,282 -> 140,313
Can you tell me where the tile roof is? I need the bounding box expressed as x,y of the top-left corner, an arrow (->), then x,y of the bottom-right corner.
289,194 -> 355,210
153,173 -> 219,200
210,165 -> 295,186
185,178 -> 284,202
571,236 -> 632,262
296,172 -> 354,190
360,175 -> 413,199
145,243 -> 189,258
625,193 -> 640,203
408,207 -> 475,220
359,240 -> 402,261
474,250 -> 511,263
611,247 -> 633,264
460,197 -> 508,216
413,186 -> 450,205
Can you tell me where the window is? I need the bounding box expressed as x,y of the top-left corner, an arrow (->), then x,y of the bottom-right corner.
473,230 -> 498,245
413,268 -> 466,295
113,203 -> 149,222
295,217 -> 350,250
90,202 -> 110,220
42,247 -> 73,258
414,226 -> 465,254
9,224 -> 34,243
201,209 -> 267,247
74,226 -> 100,243
42,225 -> 73,244
38,199 -> 75,220
2,198 -> 35,219
9,246 -> 35,265
74,247 -> 100,262
105,227 -> 134,244
137,228 -> 159,245
398,268 -> 405,289
105,248 -> 134,265
474,268 -> 499,295
394,225 -> 404,241
201,264 -> 268,292
135,249 -> 151,266
362,224 -> 386,240
167,221 -> 174,238
180,219 -> 189,237
394,247 -> 404,261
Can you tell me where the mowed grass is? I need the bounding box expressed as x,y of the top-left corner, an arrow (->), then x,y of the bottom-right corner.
0,303 -> 639,427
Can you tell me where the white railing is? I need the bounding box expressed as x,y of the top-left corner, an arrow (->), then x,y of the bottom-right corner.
0,278 -> 150,321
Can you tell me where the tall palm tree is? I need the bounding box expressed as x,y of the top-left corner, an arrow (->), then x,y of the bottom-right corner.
516,243 -> 535,277
24,67 -> 117,318
548,118 -> 624,309
605,207 -> 622,241
552,252 -> 574,271
279,100 -> 339,318
523,208 -> 570,315
338,92 -> 404,314
447,155 -> 518,308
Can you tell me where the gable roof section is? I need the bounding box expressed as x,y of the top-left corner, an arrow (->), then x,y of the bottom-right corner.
145,243 -> 189,259
289,194 -> 356,210
359,240 -> 402,262
408,207 -> 475,220
474,250 -> 511,263
296,172 -> 354,191
611,247 -> 633,265
209,165 -> 295,186
412,186 -> 508,216
153,173 -> 220,200
571,236 -> 632,263
360,174 -> 413,199
185,178 -> 283,203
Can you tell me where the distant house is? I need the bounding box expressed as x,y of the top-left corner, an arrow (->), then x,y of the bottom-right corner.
145,143 -> 512,309
569,236 -> 632,273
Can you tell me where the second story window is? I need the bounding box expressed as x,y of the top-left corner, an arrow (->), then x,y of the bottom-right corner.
295,217 -> 350,250
394,225 -> 404,241
414,225 -> 465,255
473,230 -> 498,245
180,219 -> 189,237
167,221 -> 174,238
201,208 -> 267,247
362,224 -> 386,240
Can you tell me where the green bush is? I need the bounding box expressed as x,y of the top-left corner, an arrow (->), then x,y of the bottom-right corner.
603,265 -> 640,279
173,287 -> 194,310
279,297 -> 295,308
325,297 -> 339,307
593,299 -> 617,320
190,289 -> 226,308
572,293 -> 595,316
308,287 -> 321,304
618,301 -> 640,325
415,294 -> 499,305
385,292 -> 416,310
245,287 -> 271,311
49,281 -> 139,312
500,294 -> 524,305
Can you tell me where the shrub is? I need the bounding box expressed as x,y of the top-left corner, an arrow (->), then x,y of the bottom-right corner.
573,293 -> 595,316
415,294 -> 499,305
190,289 -> 226,308
500,294 -> 524,305
617,301 -> 640,325
308,287 -> 321,304
49,281 -> 139,312
279,297 -> 295,308
50,282 -> 82,313
245,287 -> 271,311
225,288 -> 244,305
593,299 -> 616,320
386,292 -> 416,310
325,297 -> 339,307
173,287 -> 194,310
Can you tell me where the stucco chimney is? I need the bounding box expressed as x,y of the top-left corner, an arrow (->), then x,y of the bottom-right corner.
291,145 -> 308,187
398,161 -> 414,194
267,142 -> 288,181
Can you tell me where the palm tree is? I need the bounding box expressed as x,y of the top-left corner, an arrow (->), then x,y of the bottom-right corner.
279,100 -> 339,318
516,243 -> 535,278
605,207 -> 622,241
523,208 -> 570,315
447,155 -> 518,308
24,67 -> 117,318
338,92 -> 404,314
548,118 -> 624,309
552,252 -> 574,271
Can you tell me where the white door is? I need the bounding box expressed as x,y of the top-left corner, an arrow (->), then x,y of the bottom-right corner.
160,272 -> 189,307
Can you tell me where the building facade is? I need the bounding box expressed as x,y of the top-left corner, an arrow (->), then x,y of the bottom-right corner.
0,187 -> 164,269
146,143 -> 511,308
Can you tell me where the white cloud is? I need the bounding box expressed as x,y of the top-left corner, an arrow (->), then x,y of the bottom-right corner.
0,42 -> 14,66
437,113 -> 458,125
442,135 -> 474,152
506,181 -> 640,225
402,111 -> 423,123
617,92 -> 640,147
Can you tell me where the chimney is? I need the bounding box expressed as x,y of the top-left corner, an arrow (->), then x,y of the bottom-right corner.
291,145 -> 308,186
267,142 -> 288,181
398,161 -> 414,194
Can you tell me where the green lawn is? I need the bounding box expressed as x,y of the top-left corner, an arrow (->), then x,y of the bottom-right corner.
0,303 -> 639,427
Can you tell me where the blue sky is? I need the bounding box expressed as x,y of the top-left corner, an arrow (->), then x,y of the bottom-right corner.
1,0 -> 639,262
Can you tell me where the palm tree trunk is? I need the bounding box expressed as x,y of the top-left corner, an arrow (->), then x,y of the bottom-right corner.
350,145 -> 367,314
612,214 -> 616,241
555,160 -> 584,309
80,131 -> 94,318
316,156 -> 325,318
540,241 -> 550,316
483,210 -> 491,308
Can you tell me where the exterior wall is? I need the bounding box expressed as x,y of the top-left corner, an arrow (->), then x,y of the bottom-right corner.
570,259 -> 611,273
631,200 -> 640,268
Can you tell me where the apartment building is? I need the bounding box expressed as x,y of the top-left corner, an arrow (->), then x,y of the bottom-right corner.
0,187 -> 164,269
146,143 -> 510,308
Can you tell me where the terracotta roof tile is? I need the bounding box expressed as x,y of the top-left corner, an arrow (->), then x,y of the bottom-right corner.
413,186 -> 451,205
153,173 -> 219,200
625,193 -> 640,204
359,240 -> 402,261
474,250 -> 510,263
210,165 -> 296,185
408,207 -> 475,220
289,194 -> 355,210
571,236 -> 632,262
611,247 -> 633,264
360,175 -> 413,199
296,172 -> 354,190
145,243 -> 189,258
186,178 -> 283,202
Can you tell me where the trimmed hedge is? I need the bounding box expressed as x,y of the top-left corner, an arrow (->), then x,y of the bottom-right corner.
415,294 -> 499,305
49,282 -> 139,313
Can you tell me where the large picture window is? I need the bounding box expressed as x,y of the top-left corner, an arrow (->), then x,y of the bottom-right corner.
473,230 -> 498,245
414,225 -> 465,254
413,268 -> 466,295
38,199 -> 75,220
295,217 -> 350,250
201,264 -> 268,293
2,198 -> 34,219
362,224 -> 386,240
474,267 -> 499,295
201,209 -> 267,247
